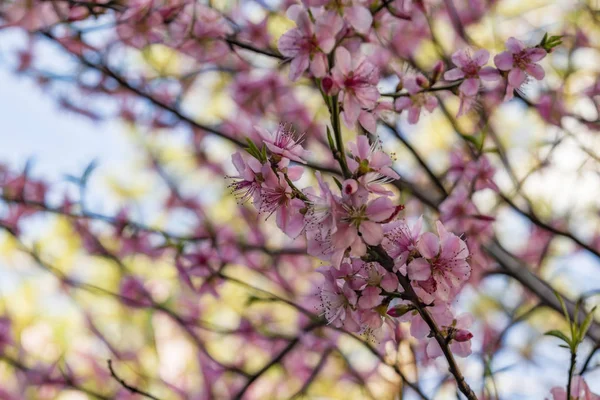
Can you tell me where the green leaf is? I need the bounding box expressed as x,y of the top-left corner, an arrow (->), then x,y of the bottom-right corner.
545,330 -> 571,346
554,291 -> 571,326
244,138 -> 264,162
326,126 -> 336,152
460,133 -> 481,149
578,306 -> 598,343
332,176 -> 343,190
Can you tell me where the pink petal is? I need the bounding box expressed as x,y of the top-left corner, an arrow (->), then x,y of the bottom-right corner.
426,340 -> 443,358
407,258 -> 431,281
343,92 -> 362,125
394,97 -> 412,111
493,51 -> 513,70
407,106 -> 421,124
451,49 -> 470,68
505,37 -> 524,53
417,232 -> 439,258
334,47 -> 352,76
450,340 -> 472,357
479,66 -> 500,81
359,221 -> 384,245
289,54 -> 310,81
356,135 -> 371,159
381,273 -> 399,292
444,68 -> 465,81
459,78 -> 480,96
358,286 -> 382,309
358,111 -> 377,133
410,316 -> 429,338
527,47 -> 547,62
366,197 -> 395,221
526,63 -> 545,80
345,5 -> 373,34
424,96 -> 438,112
309,53 -> 327,78
277,29 -> 302,57
472,49 -> 490,66
508,67 -> 526,87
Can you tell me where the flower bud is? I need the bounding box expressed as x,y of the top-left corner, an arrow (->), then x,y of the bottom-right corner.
453,329 -> 473,342
387,304 -> 413,318
322,76 -> 334,94
432,60 -> 445,83
342,179 -> 358,196
415,75 -> 429,89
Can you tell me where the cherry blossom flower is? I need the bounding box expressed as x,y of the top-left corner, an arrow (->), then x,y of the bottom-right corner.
394,75 -> 438,124
259,165 -> 306,238
227,152 -> 263,205
548,376 -> 600,400
330,47 -> 380,127
346,135 -> 400,180
494,37 -> 547,101
426,313 -> 474,358
444,49 -> 499,116
319,268 -> 361,332
413,221 -> 471,301
278,9 -> 343,81
255,123 -> 311,164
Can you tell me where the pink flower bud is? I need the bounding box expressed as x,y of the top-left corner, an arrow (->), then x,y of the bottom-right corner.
322,76 -> 334,94
387,304 -> 413,318
415,75 -> 429,88
432,60 -> 445,82
342,179 -> 358,196
454,329 -> 473,342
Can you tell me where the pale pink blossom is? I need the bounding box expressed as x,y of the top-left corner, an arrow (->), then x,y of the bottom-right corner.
255,123 -> 311,163
259,165 -> 306,238
319,269 -> 361,332
330,47 -> 380,126
227,152 -> 263,205
278,9 -> 342,81
426,313 -> 474,358
394,75 -> 438,124
444,49 -> 499,116
548,376 -> 600,400
413,221 -> 471,301
494,37 -> 547,101
346,135 -> 400,180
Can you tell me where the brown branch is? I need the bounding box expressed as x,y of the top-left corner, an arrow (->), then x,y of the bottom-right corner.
107,360 -> 161,400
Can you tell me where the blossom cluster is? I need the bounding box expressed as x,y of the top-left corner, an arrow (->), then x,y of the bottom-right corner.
230,126 -> 475,358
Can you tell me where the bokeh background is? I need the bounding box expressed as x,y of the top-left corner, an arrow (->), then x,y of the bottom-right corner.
1,0 -> 600,398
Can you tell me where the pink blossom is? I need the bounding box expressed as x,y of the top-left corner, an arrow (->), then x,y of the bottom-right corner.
383,217 -> 423,265
444,49 -> 499,116
426,313 -> 474,358
358,286 -> 383,309
494,37 -> 547,101
278,9 -> 342,81
319,269 -> 361,332
330,47 -> 380,127
357,101 -> 393,134
413,221 -> 471,301
548,376 -> 600,400
259,165 -> 306,238
439,186 -> 494,239
228,152 -> 263,205
116,0 -> 164,49
346,135 -> 400,180
394,75 -> 438,124
255,123 -> 311,163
